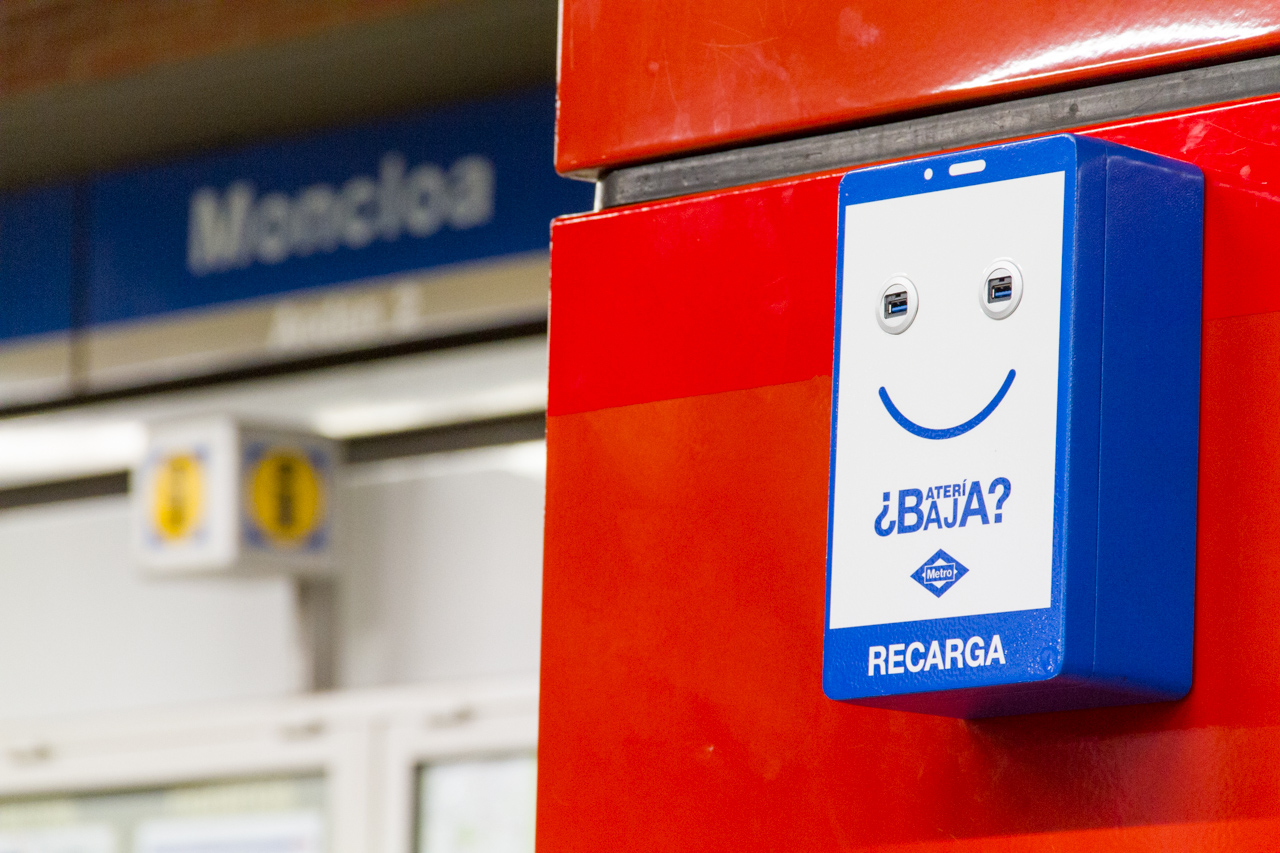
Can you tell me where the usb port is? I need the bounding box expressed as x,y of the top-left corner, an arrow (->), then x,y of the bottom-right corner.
987,275 -> 1013,303
883,290 -> 909,318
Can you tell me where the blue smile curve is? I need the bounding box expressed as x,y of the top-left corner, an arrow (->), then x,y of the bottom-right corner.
878,369 -> 1016,440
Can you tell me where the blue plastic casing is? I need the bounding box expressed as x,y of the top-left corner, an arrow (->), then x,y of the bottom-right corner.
823,134 -> 1203,717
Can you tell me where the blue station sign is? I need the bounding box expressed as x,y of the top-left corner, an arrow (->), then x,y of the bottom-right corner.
0,185 -> 76,403
87,86 -> 591,326
0,185 -> 74,341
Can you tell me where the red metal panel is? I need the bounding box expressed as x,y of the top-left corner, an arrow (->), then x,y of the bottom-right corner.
542,95 -> 1280,848
549,95 -> 1280,415
547,180 -> 837,417
556,0 -> 1280,174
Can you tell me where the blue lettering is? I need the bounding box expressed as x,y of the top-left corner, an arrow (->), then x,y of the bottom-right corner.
923,500 -> 943,531
959,481 -> 990,527
897,489 -> 924,534
874,492 -> 896,537
989,477 -> 1011,523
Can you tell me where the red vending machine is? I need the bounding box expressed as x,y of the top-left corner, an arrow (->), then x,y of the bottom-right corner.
543,3 -> 1280,848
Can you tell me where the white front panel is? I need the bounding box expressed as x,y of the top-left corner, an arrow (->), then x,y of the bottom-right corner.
829,171 -> 1065,629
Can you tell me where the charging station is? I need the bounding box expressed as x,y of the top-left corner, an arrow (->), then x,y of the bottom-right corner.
824,134 -> 1204,717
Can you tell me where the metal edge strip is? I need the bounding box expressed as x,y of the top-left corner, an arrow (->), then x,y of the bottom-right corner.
0,411 -> 549,511
0,320 -> 547,421
342,410 -> 546,464
599,52 -> 1280,208
0,472 -> 131,511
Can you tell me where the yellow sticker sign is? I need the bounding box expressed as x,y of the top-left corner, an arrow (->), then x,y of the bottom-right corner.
151,452 -> 206,541
247,447 -> 326,547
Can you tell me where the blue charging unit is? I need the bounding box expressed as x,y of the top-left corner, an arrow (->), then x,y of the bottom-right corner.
823,134 -> 1203,717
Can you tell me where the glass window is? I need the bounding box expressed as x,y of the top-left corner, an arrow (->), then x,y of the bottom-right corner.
418,755 -> 535,853
0,775 -> 324,853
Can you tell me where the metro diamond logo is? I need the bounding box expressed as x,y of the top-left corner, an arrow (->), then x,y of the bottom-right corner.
911,549 -> 969,597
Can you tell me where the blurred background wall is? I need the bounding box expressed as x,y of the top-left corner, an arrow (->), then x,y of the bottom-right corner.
0,0 -> 557,187
0,5 -> 580,852
0,0 -> 577,720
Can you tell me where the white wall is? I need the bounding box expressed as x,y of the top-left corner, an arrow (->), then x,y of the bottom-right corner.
338,441 -> 546,687
0,437 -> 547,720
0,497 -> 305,720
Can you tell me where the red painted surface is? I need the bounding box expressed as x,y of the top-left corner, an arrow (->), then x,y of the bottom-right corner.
541,95 -> 1280,848
549,95 -> 1280,415
547,179 -> 837,416
556,0 -> 1280,174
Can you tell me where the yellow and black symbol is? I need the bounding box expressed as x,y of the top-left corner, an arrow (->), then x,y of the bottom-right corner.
151,452 -> 206,541
248,447 -> 326,547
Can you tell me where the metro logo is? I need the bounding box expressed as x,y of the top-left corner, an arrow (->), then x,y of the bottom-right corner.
923,565 -> 955,582
910,549 -> 970,597
186,153 -> 495,275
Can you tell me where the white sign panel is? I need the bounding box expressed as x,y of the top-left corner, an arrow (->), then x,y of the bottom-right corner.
829,171 -> 1065,629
